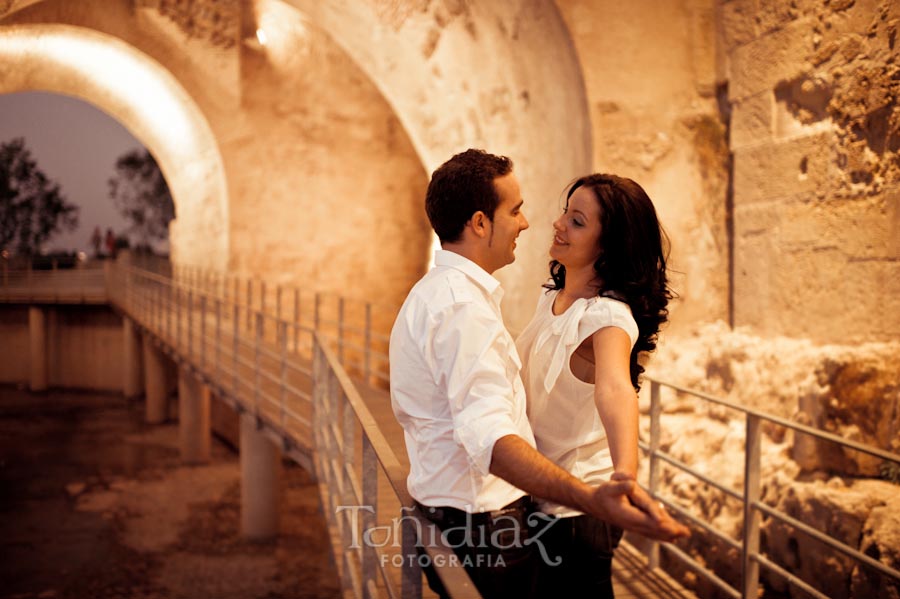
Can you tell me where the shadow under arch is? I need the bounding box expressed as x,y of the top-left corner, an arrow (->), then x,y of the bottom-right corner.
0,23 -> 229,270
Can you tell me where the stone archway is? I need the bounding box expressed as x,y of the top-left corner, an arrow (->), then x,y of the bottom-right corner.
283,0 -> 593,330
0,24 -> 229,269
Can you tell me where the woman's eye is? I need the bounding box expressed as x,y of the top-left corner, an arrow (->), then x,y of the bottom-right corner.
573,218 -> 584,227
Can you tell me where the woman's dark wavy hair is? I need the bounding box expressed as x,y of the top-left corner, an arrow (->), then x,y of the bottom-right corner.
545,174 -> 673,391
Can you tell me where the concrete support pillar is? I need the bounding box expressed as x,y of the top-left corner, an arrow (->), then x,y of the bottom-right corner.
28,306 -> 47,391
123,318 -> 143,398
178,369 -> 210,464
142,337 -> 169,423
240,413 -> 281,540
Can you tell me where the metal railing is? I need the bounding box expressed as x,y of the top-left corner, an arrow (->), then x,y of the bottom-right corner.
313,335 -> 479,599
4,258 -> 899,599
159,262 -> 394,387
641,377 -> 900,599
114,264 -> 316,461
0,259 -> 108,303
105,260 -> 479,598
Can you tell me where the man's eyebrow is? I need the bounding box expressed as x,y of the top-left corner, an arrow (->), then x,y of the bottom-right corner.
513,200 -> 524,211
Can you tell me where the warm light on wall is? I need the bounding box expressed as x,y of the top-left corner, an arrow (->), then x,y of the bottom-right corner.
16,33 -> 198,152
251,0 -> 310,63
0,25 -> 231,269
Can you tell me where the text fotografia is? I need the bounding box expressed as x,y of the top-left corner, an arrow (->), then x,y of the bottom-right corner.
335,505 -> 562,566
384,552 -> 507,569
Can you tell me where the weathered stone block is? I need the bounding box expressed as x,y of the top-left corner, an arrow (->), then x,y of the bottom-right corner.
733,194 -> 900,343
762,476 -> 899,599
756,0 -> 797,34
730,17 -> 816,99
719,0 -> 758,51
733,132 -> 834,205
851,485 -> 900,599
730,91 -> 772,149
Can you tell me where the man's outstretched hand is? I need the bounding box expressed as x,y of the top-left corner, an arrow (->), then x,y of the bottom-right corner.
582,473 -> 690,542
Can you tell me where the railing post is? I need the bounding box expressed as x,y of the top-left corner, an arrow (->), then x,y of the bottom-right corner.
215,298 -> 221,380
364,302 -> 372,383
362,436 -> 378,599
742,413 -> 762,599
279,321 -> 287,431
167,281 -> 172,342
261,281 -> 268,338
246,279 -> 253,332
342,387 -> 356,589
200,294 -> 207,372
176,285 -> 182,351
276,285 -> 282,325
312,339 -> 322,450
232,303 -> 239,399
255,312 -> 262,416
648,380 -> 662,570
293,288 -> 300,352
187,289 -> 194,359
338,297 -> 345,365
314,292 -> 321,331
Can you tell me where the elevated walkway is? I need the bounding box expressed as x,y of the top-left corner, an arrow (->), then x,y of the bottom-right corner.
2,259 -> 898,599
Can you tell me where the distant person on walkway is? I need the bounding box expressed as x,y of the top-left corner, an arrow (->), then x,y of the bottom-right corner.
516,174 -> 674,597
90,226 -> 102,258
105,228 -> 116,259
389,149 -> 688,599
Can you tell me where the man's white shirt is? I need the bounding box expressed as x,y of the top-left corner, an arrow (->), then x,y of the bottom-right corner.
389,250 -> 536,512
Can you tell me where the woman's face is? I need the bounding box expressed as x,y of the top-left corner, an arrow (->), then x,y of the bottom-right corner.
549,185 -> 603,270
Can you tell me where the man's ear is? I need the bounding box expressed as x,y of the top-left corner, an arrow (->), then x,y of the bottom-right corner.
469,210 -> 489,239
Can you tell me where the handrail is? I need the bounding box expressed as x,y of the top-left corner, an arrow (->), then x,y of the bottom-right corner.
642,376 -> 900,599
7,260 -> 899,599
109,261 -> 476,598
0,263 -> 108,303
648,376 -> 900,462
313,334 -> 481,598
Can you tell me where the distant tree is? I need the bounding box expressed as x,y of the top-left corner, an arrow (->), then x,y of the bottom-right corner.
0,137 -> 79,255
108,149 -> 174,251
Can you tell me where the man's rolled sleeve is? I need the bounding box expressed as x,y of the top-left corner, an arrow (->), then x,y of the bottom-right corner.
430,301 -> 522,477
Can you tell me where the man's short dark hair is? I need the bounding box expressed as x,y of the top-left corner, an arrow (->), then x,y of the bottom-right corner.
425,149 -> 513,244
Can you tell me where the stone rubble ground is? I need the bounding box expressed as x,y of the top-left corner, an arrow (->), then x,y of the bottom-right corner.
643,322 -> 900,599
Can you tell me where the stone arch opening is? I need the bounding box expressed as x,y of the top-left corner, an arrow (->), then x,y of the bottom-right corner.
283,0 -> 593,330
0,23 -> 229,269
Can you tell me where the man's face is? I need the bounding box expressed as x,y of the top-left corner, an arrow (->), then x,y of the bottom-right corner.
484,172 -> 529,272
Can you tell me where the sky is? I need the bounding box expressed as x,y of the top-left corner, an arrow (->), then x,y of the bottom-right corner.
0,91 -> 145,253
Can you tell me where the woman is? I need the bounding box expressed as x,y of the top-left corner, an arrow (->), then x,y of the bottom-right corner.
516,174 -> 673,597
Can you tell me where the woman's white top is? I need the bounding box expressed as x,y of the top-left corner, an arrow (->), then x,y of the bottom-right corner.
516,288 -> 639,517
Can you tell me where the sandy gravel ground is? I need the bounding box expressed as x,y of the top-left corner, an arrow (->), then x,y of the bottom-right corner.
0,386 -> 340,599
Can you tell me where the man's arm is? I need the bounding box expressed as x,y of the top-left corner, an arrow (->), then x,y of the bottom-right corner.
490,435 -> 689,541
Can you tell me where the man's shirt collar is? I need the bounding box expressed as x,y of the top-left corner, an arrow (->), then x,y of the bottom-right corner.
433,249 -> 503,300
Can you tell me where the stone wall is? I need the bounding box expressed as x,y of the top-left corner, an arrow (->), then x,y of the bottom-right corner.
554,0 -> 730,333
226,4 -> 430,309
647,323 -> 900,598
721,0 -> 900,343
286,0 -> 594,330
1,0 -> 431,310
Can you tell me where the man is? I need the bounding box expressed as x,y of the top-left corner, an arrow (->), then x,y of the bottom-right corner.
390,149 -> 688,598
